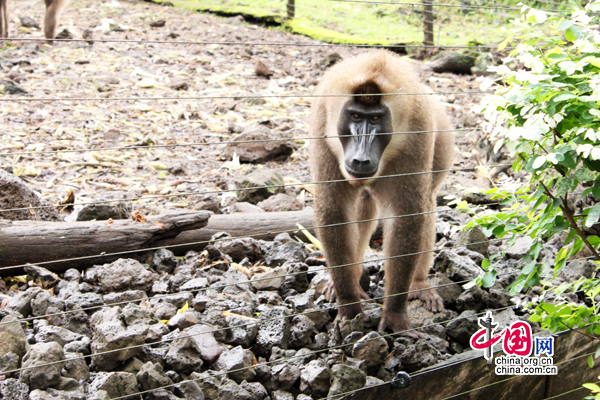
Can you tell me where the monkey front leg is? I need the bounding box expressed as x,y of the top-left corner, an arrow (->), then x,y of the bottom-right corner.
315,188 -> 368,320
379,215 -> 428,338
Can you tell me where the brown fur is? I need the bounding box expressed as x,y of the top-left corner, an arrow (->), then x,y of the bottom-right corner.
0,0 -> 69,39
309,50 -> 455,336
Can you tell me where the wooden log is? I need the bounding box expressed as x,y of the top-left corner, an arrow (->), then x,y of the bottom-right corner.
154,207 -> 317,255
0,210 -> 211,274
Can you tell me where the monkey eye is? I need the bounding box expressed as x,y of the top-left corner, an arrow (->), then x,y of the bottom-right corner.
372,116 -> 379,121
353,113 -> 360,119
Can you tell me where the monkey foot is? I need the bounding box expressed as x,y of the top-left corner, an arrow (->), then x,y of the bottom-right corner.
335,303 -> 364,321
408,281 -> 444,313
323,279 -> 370,303
378,311 -> 428,339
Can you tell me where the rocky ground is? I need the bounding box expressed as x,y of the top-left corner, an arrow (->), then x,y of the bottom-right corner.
0,0 -> 589,399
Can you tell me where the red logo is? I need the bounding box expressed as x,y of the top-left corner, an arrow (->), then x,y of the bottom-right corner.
471,320 -> 533,357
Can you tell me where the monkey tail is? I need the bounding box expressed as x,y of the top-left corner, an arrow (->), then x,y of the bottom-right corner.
0,0 -> 8,38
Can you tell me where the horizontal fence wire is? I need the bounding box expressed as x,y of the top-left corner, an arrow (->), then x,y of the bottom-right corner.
0,36 -> 507,48
1,232 -> 523,326
439,350 -> 599,400
0,303 -> 514,394
545,380 -> 597,399
0,163 -> 512,214
0,128 -> 480,157
108,306 -> 516,400
0,90 -> 493,102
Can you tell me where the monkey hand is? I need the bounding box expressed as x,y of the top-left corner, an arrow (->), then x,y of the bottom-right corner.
378,311 -> 428,339
408,281 -> 444,313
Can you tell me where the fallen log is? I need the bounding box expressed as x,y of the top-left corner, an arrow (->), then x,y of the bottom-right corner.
0,210 -> 211,274
154,207 -> 317,255
0,207 -> 381,275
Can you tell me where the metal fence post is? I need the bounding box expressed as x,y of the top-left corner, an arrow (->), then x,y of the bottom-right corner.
287,0 -> 296,19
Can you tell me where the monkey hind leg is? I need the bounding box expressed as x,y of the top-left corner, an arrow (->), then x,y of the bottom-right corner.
0,0 -> 8,38
44,0 -> 69,39
408,202 -> 444,312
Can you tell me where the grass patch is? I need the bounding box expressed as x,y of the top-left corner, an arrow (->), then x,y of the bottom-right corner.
147,0 -> 582,46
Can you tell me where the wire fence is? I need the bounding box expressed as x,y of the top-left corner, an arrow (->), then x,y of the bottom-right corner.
0,0 -> 593,399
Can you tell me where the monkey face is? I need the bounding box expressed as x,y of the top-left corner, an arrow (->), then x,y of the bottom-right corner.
337,101 -> 392,179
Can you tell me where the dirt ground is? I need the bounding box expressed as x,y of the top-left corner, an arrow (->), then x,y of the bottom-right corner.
0,0 -> 493,216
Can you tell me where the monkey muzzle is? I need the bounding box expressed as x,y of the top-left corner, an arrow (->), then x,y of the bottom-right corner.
342,121 -> 388,179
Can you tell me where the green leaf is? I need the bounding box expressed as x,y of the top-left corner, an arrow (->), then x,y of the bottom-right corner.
557,20 -> 574,31
551,91 -> 577,102
498,35 -> 513,51
555,178 -> 574,196
588,354 -> 595,369
481,258 -> 490,271
575,168 -> 596,182
482,270 -> 497,288
585,204 -> 600,228
584,383 -> 600,391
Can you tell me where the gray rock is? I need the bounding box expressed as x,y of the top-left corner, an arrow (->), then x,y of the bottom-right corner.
90,307 -> 149,371
34,325 -> 83,347
180,278 -> 209,291
352,331 -> 389,368
20,342 -> 65,390
257,193 -> 303,212
86,258 -> 158,293
212,237 -> 262,263
286,292 -> 313,313
265,241 -> 307,266
137,361 -> 174,391
76,203 -> 130,222
397,338 -> 441,372
290,314 -> 316,348
0,378 -> 28,400
174,380 -> 206,400
560,259 -> 595,281
150,293 -> 193,310
165,324 -> 222,373
189,371 -> 220,399
217,379 -> 252,400
31,291 -> 65,317
456,226 -> 489,258
224,314 -> 258,347
366,375 -> 385,387
446,310 -> 478,347
6,286 -> 44,316
300,360 -> 330,397
455,285 -> 489,312
255,307 -> 291,357
88,372 -> 139,400
267,363 -> 300,392
235,168 -> 285,204
214,346 -> 256,383
228,202 -> 265,213
167,312 -> 200,330
225,128 -> 296,164
153,248 -> 179,274
192,293 -> 211,313
427,273 -> 462,307
63,352 -> 90,382
0,169 -> 59,221
433,249 -> 481,281
25,265 -> 61,288
63,336 -> 91,355
103,290 -> 147,305
62,303 -> 91,337
327,364 -> 366,397
425,51 -> 475,74
251,265 -> 289,291
506,236 -> 534,259
0,314 -> 27,374
66,293 -> 104,310
271,390 -> 294,400
282,262 -> 310,293
239,381 -> 268,400
143,389 -> 181,400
